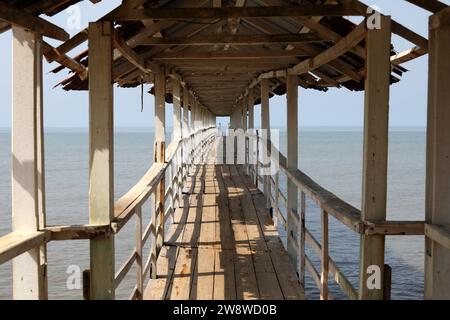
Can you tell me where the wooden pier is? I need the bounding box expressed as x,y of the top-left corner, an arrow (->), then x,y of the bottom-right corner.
1,0 -> 450,300
144,145 -> 305,300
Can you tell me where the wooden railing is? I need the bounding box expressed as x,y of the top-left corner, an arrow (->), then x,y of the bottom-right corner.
111,127 -> 216,299
245,131 -> 426,300
0,127 -> 216,300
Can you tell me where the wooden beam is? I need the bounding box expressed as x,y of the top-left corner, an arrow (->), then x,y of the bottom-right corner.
112,30 -> 160,74
343,0 -> 428,48
88,21 -> 115,300
391,46 -> 427,65
405,0 -> 447,13
44,29 -> 88,62
11,26 -> 48,300
107,5 -> 362,21
289,22 -> 365,75
358,16 -> 391,300
0,2 -> 69,41
43,41 -> 88,80
135,33 -> 327,46
153,48 -> 308,60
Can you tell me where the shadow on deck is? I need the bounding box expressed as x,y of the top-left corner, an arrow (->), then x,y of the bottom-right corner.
144,162 -> 305,300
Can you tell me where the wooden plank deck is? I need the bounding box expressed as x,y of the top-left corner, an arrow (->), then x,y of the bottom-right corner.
144,159 -> 305,300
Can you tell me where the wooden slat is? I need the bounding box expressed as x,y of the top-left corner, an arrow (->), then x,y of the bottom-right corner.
405,0 -> 447,13
46,224 -> 110,241
115,251 -> 137,288
365,221 -> 425,235
0,232 -> 49,265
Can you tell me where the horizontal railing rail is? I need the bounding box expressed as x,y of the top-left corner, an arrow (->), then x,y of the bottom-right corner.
245,131 -> 426,300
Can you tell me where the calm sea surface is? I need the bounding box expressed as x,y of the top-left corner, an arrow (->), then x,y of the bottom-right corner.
0,128 -> 425,300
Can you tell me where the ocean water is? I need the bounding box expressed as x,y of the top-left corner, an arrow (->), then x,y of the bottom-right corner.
0,128 -> 425,300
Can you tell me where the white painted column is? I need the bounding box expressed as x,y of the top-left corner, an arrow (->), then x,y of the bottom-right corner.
88,21 -> 115,300
359,16 -> 391,300
11,26 -> 47,300
286,75 -> 299,265
183,87 -> 190,137
190,97 -> 196,133
425,8 -> 450,300
172,79 -> 182,141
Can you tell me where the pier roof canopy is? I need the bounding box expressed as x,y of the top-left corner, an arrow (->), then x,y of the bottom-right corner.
2,0 -> 437,116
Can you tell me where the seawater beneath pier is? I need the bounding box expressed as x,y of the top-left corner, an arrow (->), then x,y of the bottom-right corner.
0,128 -> 425,300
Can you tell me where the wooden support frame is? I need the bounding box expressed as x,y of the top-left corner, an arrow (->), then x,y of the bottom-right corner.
425,7 -> 450,299
88,21 -> 115,300
358,16 -> 391,300
11,26 -> 48,300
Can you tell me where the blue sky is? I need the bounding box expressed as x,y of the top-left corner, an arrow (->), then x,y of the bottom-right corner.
0,0 -> 448,128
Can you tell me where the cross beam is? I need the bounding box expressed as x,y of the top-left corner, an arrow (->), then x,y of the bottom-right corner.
105,5 -> 362,21
135,33 -> 327,46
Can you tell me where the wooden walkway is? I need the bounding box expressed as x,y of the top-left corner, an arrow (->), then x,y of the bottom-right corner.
144,158 -> 305,300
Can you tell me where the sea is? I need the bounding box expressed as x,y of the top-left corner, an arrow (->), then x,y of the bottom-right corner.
0,127 -> 425,300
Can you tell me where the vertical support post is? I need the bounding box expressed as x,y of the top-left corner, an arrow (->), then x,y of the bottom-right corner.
358,16 -> 391,300
88,21 -> 115,300
154,71 -> 166,271
172,80 -> 182,209
320,209 -> 329,300
183,87 -> 190,182
260,79 -> 270,207
172,79 -> 182,142
135,206 -> 143,299
248,90 -> 255,179
425,8 -> 450,299
286,75 -> 299,265
11,26 -> 48,300
299,191 -> 306,288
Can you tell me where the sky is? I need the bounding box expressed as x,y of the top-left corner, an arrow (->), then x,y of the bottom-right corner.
0,0 -> 448,129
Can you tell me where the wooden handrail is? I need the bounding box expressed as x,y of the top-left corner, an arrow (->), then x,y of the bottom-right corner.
247,132 -> 425,300
0,231 -> 50,265
112,127 -> 217,293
